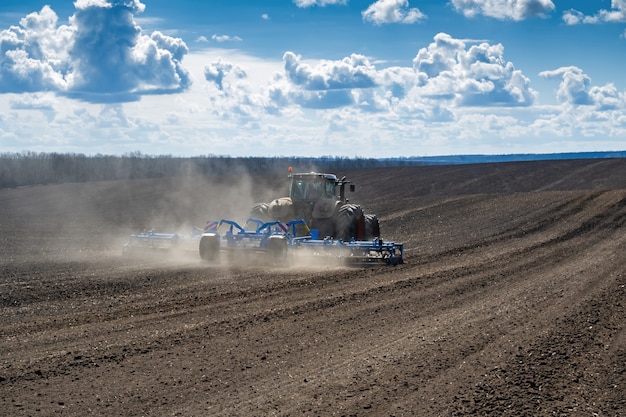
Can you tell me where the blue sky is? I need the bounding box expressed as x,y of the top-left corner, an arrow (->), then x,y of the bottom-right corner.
0,0 -> 625,157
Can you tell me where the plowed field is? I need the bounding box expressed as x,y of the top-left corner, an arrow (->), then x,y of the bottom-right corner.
1,159 -> 625,416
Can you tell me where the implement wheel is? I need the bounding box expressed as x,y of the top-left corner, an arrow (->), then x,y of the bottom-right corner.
199,235 -> 219,262
266,237 -> 288,266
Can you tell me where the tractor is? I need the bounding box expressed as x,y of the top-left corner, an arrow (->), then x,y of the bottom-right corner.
250,169 -> 380,242
124,169 -> 404,265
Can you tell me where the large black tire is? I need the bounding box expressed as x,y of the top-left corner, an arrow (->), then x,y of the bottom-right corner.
364,213 -> 380,240
199,235 -> 219,261
250,202 -> 270,221
334,204 -> 365,241
266,237 -> 288,266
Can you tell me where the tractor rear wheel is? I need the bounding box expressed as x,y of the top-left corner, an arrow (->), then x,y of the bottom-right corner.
334,204 -> 365,241
364,213 -> 380,240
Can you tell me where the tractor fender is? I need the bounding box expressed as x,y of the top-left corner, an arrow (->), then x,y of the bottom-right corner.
268,197 -> 295,220
312,197 -> 340,219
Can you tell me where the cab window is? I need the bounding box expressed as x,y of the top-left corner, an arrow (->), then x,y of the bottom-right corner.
324,180 -> 336,198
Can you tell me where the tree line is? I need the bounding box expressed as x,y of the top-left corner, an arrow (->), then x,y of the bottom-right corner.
4,150 -> 622,189
0,151 -> 419,188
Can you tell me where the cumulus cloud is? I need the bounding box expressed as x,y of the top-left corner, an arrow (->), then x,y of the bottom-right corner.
411,33 -> 465,78
539,67 -> 592,105
0,6 -> 71,92
74,0 -> 145,12
563,1 -> 626,25
211,34 -> 243,42
199,56 -> 273,124
283,52 -> 378,91
0,0 -> 190,102
362,0 -> 426,25
263,33 -> 535,112
293,0 -> 348,7
413,33 -> 536,106
276,52 -> 385,109
68,0 -> 190,100
204,59 -> 247,91
451,0 -> 555,21
539,66 -> 625,109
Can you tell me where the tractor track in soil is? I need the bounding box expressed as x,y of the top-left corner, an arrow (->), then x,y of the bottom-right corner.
1,159 -> 625,416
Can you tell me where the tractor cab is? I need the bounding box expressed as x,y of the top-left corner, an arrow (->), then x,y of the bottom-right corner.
288,172 -> 355,204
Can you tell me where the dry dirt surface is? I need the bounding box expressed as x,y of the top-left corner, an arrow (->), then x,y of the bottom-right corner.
1,158 -> 626,416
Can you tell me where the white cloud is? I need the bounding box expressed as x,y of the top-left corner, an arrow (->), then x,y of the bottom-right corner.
277,52 -> 384,109
259,33 -> 536,112
151,31 -> 188,61
561,10 -> 583,25
2,8 -> 625,158
539,66 -> 592,105
589,84 -> 624,111
539,66 -> 626,109
283,52 -> 378,91
0,6 -> 72,92
293,0 -> 348,7
563,1 -> 626,25
413,33 -> 537,107
362,0 -> 426,25
211,34 -> 243,43
204,59 -> 247,91
0,1 -> 190,102
452,0 -> 555,21
412,33 -> 465,78
67,0 -> 190,100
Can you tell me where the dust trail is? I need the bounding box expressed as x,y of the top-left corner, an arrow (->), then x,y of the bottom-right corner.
118,165 -> 294,270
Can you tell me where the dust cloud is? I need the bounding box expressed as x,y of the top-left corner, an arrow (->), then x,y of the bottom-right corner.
0,165 -> 289,265
1,163 -> 362,271
117,165 -> 359,270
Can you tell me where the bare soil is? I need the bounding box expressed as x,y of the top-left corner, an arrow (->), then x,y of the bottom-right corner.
1,159 -> 625,416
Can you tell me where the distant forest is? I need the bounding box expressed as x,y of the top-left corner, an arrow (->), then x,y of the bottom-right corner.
0,151 -> 408,188
1,150 -> 625,189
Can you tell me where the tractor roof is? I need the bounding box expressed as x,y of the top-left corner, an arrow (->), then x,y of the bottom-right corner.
290,172 -> 338,182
